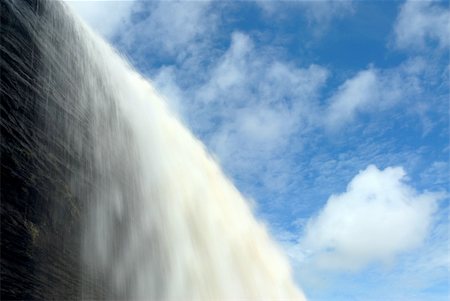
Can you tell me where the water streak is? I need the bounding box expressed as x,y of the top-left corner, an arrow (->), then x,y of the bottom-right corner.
2,1 -> 306,299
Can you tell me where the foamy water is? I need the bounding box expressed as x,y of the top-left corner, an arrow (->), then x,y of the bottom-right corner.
6,1 -> 306,299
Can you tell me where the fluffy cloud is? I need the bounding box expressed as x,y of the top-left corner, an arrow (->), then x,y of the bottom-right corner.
394,0 -> 450,51
301,165 -> 442,271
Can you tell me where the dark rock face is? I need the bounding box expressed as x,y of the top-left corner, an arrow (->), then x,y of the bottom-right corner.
1,1 -> 95,299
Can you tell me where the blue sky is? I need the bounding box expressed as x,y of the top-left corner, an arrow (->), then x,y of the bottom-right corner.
67,1 -> 449,300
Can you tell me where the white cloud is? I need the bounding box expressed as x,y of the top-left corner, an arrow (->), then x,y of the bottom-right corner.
117,1 -> 215,59
196,32 -> 254,103
301,165 -> 442,271
324,58 -> 427,129
192,32 -> 329,181
325,69 -> 379,128
259,0 -> 354,35
394,0 -> 450,51
197,32 -> 329,114
64,0 -> 136,38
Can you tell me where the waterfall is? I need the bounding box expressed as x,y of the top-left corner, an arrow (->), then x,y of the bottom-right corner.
1,0 -> 305,300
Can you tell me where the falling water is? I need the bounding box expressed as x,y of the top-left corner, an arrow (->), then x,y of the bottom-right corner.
1,0 -> 305,300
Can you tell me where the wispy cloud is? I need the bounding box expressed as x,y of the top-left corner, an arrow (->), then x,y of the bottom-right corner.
259,0 -> 354,36
117,0 -> 216,60
196,33 -> 328,162
323,56 -> 436,130
325,69 -> 379,128
393,0 -> 450,51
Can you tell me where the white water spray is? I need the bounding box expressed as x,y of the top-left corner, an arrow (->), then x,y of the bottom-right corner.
6,1 -> 306,299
